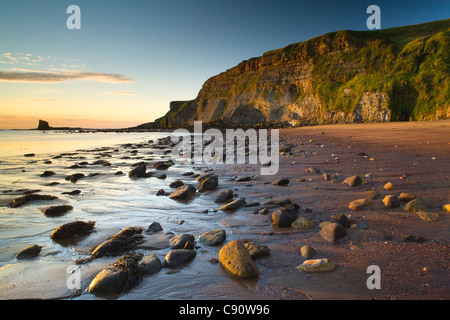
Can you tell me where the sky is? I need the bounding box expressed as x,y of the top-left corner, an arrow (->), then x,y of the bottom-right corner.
0,0 -> 449,129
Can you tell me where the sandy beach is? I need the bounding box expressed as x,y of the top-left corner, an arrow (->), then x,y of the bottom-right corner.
210,119 -> 450,299
0,120 -> 448,300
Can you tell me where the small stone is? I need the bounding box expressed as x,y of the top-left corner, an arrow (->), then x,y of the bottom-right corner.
128,164 -> 148,178
146,222 -> 163,234
16,244 -> 42,260
236,176 -> 252,182
291,217 -> 314,230
383,182 -> 395,190
296,259 -> 335,272
42,205 -> 73,217
164,249 -> 196,268
271,206 -> 298,227
139,254 -> 162,274
398,193 -> 416,203
242,240 -> 270,260
348,198 -> 374,211
319,223 -> 346,243
40,171 -> 55,177
273,178 -> 290,186
169,180 -> 184,188
214,189 -> 234,203
155,189 -> 166,196
416,211 -> 439,222
169,234 -> 195,249
330,214 -> 351,228
401,234 -> 425,243
300,245 -> 316,259
199,175 -> 218,192
221,198 -> 246,211
404,199 -> 428,213
198,229 -> 226,246
382,195 -> 401,209
305,167 -> 321,174
319,221 -> 331,229
343,175 -> 362,187
169,184 -> 196,200
366,190 -> 381,200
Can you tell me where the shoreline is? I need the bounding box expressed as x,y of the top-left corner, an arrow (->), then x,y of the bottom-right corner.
0,120 -> 448,300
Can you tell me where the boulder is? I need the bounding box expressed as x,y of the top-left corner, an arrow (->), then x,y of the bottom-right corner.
296,259 -> 335,272
169,184 -> 196,200
198,229 -> 226,246
16,244 -> 42,260
319,223 -> 346,243
271,206 -> 298,227
219,240 -> 259,278
139,254 -> 162,274
199,175 -> 218,192
348,198 -> 374,211
169,234 -> 195,249
221,198 -> 246,211
164,249 -> 196,268
214,189 -> 234,203
88,253 -> 143,297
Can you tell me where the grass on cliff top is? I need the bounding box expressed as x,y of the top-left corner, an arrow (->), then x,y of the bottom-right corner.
307,20 -> 450,120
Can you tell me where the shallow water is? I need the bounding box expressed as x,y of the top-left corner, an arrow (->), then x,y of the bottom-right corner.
0,131 -> 239,299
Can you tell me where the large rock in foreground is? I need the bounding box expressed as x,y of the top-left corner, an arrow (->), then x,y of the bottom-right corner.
219,240 -> 259,278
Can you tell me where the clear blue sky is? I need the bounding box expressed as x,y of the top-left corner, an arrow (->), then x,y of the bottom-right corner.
0,0 -> 449,128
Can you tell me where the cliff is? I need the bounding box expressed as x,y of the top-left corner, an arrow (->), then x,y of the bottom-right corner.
151,19 -> 450,128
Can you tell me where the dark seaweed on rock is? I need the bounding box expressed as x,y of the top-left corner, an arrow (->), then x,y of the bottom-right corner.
77,227 -> 144,264
88,252 -> 144,298
8,194 -> 58,208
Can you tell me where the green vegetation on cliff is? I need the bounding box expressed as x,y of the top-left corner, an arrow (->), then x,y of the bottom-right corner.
151,19 -> 449,128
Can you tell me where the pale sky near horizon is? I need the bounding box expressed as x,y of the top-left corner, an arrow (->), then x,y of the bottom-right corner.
0,0 -> 449,129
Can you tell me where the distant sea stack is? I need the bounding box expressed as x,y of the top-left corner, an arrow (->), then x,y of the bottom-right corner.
36,120 -> 81,131
37,120 -> 51,130
148,18 -> 449,129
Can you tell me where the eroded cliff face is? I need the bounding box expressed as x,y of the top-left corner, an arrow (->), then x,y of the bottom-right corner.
153,19 -> 449,128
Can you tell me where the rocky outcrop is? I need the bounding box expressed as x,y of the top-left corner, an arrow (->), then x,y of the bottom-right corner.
150,19 -> 449,128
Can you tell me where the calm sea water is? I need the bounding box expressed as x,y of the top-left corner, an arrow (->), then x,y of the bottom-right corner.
0,130 -> 167,158
0,129 -> 240,300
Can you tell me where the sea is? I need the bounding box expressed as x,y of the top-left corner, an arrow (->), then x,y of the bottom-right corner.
0,129 -> 241,300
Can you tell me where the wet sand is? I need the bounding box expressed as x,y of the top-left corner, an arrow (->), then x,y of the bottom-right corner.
0,120 -> 448,300
209,120 -> 449,300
